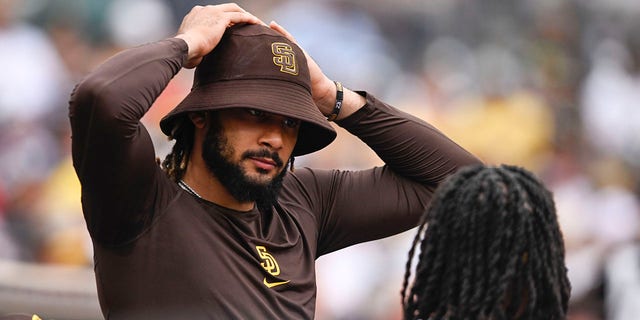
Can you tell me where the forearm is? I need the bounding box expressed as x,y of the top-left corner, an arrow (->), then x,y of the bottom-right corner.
314,83 -> 367,121
337,92 -> 482,186
315,94 -> 480,251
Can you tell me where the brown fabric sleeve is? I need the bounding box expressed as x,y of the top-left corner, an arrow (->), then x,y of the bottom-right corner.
336,92 -> 481,186
311,92 -> 482,254
68,38 -> 187,244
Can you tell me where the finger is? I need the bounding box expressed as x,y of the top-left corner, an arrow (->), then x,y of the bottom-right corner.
211,3 -> 247,13
226,11 -> 266,26
269,21 -> 297,43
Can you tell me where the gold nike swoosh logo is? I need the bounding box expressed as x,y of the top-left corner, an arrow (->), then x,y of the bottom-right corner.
263,277 -> 290,288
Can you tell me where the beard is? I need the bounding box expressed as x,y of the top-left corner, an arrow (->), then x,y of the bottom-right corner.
201,121 -> 288,212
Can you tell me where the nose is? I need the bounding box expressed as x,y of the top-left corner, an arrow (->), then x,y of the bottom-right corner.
258,119 -> 285,150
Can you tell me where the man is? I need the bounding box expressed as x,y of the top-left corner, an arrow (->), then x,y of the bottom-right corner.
401,164 -> 571,319
69,4 -> 480,319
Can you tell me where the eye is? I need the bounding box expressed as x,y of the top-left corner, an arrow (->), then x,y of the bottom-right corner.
283,117 -> 301,129
247,109 -> 265,118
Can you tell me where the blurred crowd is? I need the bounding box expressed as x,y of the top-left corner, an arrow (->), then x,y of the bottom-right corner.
0,0 -> 639,319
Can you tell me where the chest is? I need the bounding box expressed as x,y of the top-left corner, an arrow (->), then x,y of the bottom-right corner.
93,198 -> 320,318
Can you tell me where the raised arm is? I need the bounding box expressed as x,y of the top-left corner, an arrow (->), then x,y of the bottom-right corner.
69,38 -> 186,243
270,22 -> 481,253
270,21 -> 479,186
309,95 -> 482,253
69,4 -> 263,244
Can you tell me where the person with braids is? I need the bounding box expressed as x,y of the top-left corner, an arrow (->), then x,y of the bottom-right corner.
401,164 -> 571,320
69,3 -> 480,319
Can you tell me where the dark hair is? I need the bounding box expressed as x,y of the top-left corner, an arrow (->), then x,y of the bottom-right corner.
401,164 -> 570,320
161,118 -> 194,182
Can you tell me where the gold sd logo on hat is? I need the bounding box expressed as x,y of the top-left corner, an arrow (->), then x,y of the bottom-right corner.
271,42 -> 298,75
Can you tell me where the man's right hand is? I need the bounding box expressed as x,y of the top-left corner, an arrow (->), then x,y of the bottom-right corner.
174,3 -> 264,68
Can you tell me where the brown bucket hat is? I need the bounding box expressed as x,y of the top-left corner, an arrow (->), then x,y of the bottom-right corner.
160,23 -> 337,156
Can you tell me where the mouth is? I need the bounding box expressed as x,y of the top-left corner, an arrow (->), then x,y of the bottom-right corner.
249,156 -> 279,171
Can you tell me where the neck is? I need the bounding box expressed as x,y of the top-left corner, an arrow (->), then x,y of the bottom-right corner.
182,157 -> 255,212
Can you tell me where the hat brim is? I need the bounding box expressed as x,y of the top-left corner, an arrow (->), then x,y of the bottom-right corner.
160,79 -> 336,156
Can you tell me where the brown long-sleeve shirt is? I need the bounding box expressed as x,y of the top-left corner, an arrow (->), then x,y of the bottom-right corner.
69,38 -> 480,319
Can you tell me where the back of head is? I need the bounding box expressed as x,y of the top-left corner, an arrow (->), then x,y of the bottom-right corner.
402,164 -> 570,320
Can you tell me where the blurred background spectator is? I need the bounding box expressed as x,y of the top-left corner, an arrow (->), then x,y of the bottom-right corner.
0,0 -> 639,319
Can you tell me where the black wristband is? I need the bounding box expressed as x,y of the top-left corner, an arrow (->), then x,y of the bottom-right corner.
327,81 -> 343,121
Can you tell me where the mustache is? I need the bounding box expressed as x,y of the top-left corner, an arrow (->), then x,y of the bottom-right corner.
241,149 -> 284,168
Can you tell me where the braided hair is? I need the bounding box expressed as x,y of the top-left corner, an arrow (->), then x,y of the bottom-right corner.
401,164 -> 570,320
161,119 -> 195,182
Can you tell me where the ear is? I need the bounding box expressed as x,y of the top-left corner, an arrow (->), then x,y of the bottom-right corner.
188,112 -> 207,129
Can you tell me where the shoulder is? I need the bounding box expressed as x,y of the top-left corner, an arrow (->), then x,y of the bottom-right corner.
282,167 -> 339,187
